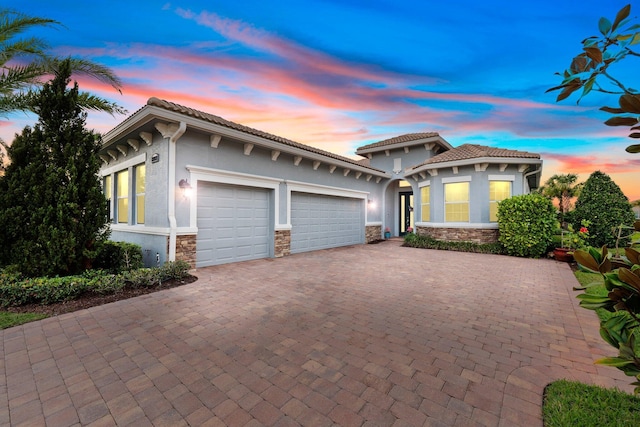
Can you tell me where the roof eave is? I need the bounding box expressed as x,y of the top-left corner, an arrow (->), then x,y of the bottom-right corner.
408,156 -> 542,174
101,105 -> 391,178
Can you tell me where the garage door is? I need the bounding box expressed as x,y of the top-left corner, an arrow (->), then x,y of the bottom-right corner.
290,192 -> 364,253
196,182 -> 270,267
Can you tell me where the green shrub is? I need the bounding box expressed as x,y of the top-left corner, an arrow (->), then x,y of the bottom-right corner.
403,233 -> 504,255
124,268 -> 162,288
93,241 -> 143,273
572,171 -> 635,247
0,276 -> 90,306
497,193 -> 557,258
0,261 -> 192,308
159,260 -> 191,281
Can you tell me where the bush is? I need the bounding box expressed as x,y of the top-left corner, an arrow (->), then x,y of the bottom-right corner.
159,260 -> 191,281
498,194 -> 557,258
572,171 -> 635,247
403,233 -> 505,255
124,268 -> 162,288
93,241 -> 143,273
0,261 -> 191,308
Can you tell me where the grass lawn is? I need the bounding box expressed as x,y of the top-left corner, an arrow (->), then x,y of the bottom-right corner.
543,380 -> 640,427
0,311 -> 47,329
543,268 -> 640,426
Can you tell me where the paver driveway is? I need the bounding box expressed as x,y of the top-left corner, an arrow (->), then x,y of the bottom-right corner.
0,240 -> 633,426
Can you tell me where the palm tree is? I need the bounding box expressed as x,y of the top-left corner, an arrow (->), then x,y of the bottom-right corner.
0,8 -> 126,116
539,173 -> 582,226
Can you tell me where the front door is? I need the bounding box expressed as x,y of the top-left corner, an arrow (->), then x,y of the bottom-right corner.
399,192 -> 414,236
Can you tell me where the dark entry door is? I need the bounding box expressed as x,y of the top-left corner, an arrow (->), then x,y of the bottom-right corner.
399,191 -> 414,236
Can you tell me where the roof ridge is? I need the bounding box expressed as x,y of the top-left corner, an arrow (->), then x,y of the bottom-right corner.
356,132 -> 443,151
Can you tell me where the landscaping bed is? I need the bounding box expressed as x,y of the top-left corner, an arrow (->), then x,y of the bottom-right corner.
4,274 -> 197,317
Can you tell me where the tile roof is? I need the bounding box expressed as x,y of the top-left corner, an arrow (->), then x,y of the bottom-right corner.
144,97 -> 386,173
412,143 -> 540,169
356,132 -> 441,151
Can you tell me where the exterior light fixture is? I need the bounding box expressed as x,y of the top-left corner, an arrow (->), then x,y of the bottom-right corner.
368,199 -> 376,210
179,179 -> 193,198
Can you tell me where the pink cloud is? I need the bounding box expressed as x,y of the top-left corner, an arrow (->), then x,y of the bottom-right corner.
540,152 -> 640,175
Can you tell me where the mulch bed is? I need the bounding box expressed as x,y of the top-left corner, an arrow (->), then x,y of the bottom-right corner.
4,275 -> 198,317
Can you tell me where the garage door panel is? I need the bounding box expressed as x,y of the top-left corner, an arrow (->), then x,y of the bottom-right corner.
291,193 -> 363,254
196,182 -> 271,267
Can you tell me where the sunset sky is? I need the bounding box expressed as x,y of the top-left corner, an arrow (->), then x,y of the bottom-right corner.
5,0 -> 640,200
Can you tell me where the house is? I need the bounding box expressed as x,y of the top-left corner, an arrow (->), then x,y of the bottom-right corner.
99,98 -> 543,268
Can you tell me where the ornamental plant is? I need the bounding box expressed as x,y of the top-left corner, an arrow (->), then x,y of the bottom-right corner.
498,194 -> 557,258
574,220 -> 640,394
560,220 -> 591,251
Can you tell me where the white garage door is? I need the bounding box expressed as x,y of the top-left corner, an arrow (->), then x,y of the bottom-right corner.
290,192 -> 364,254
196,182 -> 271,267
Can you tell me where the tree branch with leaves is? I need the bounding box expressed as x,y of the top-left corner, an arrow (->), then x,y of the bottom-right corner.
547,4 -> 640,153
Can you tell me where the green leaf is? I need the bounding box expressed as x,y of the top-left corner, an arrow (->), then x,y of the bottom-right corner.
605,116 -> 639,126
600,328 -> 620,348
599,17 -> 612,35
612,4 -> 631,32
629,133 -> 640,138
632,33 -> 640,45
596,357 -> 634,367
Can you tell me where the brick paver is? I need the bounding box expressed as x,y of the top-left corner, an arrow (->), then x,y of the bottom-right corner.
0,241 -> 633,426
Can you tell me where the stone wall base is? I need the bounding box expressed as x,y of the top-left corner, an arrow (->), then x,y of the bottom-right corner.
365,225 -> 382,243
275,230 -> 291,257
416,226 -> 499,244
175,234 -> 197,268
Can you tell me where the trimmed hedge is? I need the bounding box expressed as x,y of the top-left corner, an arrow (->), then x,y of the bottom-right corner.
0,260 -> 191,308
403,233 -> 504,254
498,194 -> 557,258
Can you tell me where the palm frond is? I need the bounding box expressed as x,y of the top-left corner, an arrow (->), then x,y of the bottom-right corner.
40,57 -> 123,93
0,9 -> 59,44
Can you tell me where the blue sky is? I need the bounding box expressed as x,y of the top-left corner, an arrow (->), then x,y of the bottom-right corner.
5,0 -> 640,199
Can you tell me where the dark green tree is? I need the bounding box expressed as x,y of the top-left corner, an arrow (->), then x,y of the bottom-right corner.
0,60 -> 109,276
571,171 -> 635,247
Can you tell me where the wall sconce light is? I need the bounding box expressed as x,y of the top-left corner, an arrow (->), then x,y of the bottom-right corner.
368,199 -> 376,210
179,179 -> 193,198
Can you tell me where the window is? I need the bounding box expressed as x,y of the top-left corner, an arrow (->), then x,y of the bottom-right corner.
445,182 -> 469,222
116,170 -> 128,223
104,175 -> 112,220
421,186 -> 430,222
489,181 -> 511,222
135,164 -> 145,224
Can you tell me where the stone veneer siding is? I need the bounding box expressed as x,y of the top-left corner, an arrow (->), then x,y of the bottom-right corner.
365,225 -> 382,243
275,230 -> 291,257
175,234 -> 197,268
416,226 -> 498,244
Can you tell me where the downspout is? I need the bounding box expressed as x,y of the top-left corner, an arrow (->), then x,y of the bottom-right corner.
523,165 -> 542,194
155,121 -> 186,262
